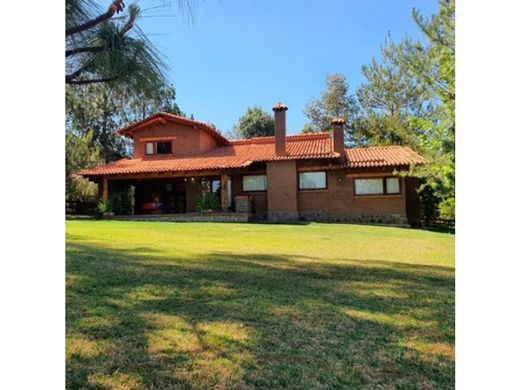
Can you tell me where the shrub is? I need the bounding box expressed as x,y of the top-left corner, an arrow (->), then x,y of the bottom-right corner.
96,199 -> 113,217
439,197 -> 455,220
419,182 -> 441,224
196,192 -> 220,212
110,185 -> 135,215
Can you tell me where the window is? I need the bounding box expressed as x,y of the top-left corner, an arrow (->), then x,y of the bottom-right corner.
355,179 -> 384,195
299,171 -> 327,190
146,142 -> 155,155
243,175 -> 267,192
157,141 -> 172,154
386,177 -> 400,194
354,177 -> 400,196
145,141 -> 172,155
211,179 -> 221,194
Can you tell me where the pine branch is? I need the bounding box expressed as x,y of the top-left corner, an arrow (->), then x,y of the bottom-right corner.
66,0 -> 125,36
66,65 -> 90,81
66,76 -> 119,85
66,46 -> 105,57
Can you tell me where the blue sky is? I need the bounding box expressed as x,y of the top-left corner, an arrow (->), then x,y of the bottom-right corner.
137,0 -> 438,135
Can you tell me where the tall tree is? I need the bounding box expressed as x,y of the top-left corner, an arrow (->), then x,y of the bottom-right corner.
301,73 -> 359,145
404,0 -> 455,219
121,84 -> 185,123
231,106 -> 275,139
66,84 -> 129,162
66,83 -> 184,162
354,36 -> 427,147
66,130 -> 102,201
65,0 -> 194,94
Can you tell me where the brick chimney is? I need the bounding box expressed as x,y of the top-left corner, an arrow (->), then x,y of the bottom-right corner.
272,102 -> 288,155
331,117 -> 346,156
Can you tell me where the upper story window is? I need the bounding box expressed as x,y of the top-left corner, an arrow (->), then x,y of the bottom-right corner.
145,141 -> 172,155
354,177 -> 401,196
243,174 -> 267,192
299,171 -> 327,190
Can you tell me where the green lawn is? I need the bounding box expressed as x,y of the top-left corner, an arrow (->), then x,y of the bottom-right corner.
66,221 -> 455,389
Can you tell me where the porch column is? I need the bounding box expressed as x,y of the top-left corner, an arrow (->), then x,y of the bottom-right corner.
99,176 -> 109,202
221,174 -> 229,212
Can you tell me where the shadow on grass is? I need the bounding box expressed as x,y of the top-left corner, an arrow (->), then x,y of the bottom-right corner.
66,242 -> 454,389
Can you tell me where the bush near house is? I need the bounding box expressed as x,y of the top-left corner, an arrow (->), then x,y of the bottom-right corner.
195,192 -> 221,212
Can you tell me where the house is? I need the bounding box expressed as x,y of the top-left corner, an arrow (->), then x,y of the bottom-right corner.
78,102 -> 426,226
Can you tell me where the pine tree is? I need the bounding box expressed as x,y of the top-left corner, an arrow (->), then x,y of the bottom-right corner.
354,35 -> 427,147
302,73 -> 359,145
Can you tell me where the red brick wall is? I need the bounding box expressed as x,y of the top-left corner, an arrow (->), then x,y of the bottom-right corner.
266,160 -> 299,221
133,122 -> 218,159
297,172 -> 407,215
230,173 -> 268,218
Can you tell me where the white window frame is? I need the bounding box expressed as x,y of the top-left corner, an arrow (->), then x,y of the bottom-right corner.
145,142 -> 155,155
385,177 -> 400,194
299,171 -> 327,190
242,174 -> 267,192
354,177 -> 401,196
354,178 -> 384,195
145,140 -> 172,155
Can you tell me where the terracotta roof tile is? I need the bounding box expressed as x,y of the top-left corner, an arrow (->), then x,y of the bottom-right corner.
345,146 -> 426,168
78,134 -> 425,177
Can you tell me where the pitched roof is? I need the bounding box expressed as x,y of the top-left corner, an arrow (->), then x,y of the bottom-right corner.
79,133 -> 425,177
117,112 -> 230,146
345,146 -> 426,168
79,133 -> 340,176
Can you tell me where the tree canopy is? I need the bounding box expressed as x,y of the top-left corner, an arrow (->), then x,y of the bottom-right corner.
65,83 -> 184,200
353,36 -> 427,148
65,0 -> 194,95
405,0 -> 455,218
301,73 -> 359,145
231,106 -> 275,139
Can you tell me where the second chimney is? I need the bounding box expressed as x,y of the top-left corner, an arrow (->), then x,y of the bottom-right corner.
272,102 -> 288,155
331,117 -> 346,156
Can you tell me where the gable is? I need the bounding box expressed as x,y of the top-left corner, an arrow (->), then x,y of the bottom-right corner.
117,112 -> 229,158
132,121 -> 220,158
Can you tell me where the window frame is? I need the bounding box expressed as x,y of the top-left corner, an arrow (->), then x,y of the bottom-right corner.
242,174 -> 267,193
385,177 -> 401,195
145,142 -> 156,155
354,177 -> 401,197
144,140 -> 173,156
298,171 -> 328,191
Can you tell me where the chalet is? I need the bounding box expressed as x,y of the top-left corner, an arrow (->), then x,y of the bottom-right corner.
78,103 -> 425,225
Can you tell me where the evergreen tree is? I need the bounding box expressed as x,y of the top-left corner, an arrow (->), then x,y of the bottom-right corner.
66,0 -> 194,94
354,35 -> 427,147
66,83 -> 184,162
232,106 -> 275,139
65,130 -> 102,201
302,73 -> 359,145
404,0 -> 455,219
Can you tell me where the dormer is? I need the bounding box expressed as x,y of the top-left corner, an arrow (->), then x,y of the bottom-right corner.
117,112 -> 230,159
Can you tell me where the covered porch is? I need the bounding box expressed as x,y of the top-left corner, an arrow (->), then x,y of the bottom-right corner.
96,172 -> 247,216
97,173 -> 233,215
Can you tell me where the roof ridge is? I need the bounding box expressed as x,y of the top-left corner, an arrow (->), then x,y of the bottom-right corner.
231,132 -> 330,145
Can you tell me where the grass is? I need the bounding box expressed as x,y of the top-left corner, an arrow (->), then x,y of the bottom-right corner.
66,221 -> 455,389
